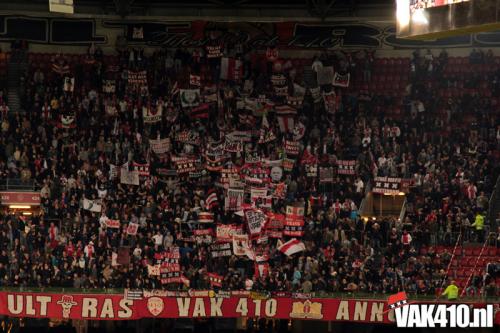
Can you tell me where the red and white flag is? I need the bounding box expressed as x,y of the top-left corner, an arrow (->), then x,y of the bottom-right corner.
198,212 -> 214,223
105,219 -> 120,229
220,57 -> 243,81
205,189 -> 219,210
189,74 -> 201,86
274,105 -> 297,116
277,116 -> 294,133
127,222 -> 139,236
254,261 -> 269,278
207,272 -> 223,287
278,238 -> 305,256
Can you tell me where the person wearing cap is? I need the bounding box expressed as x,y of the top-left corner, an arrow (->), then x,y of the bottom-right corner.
441,281 -> 459,301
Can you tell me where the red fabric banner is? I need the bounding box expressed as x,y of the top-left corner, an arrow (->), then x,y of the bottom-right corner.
0,292 -> 498,324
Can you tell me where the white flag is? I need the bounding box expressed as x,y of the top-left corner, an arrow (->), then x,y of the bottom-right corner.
83,198 -> 102,213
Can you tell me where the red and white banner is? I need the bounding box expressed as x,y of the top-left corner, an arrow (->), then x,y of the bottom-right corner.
216,224 -> 239,243
198,212 -> 214,223
149,138 -> 171,154
277,116 -> 294,133
126,222 -> 139,236
284,140 -> 300,156
337,160 -> 356,175
132,162 -> 150,177
0,292 -> 498,324
232,234 -> 251,256
332,72 -> 350,88
105,219 -> 120,229
0,191 -> 41,205
284,206 -> 305,237
189,74 -> 201,86
207,273 -> 223,287
220,57 -> 243,81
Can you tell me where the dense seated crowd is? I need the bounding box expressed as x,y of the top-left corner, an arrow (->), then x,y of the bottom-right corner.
0,41 -> 498,298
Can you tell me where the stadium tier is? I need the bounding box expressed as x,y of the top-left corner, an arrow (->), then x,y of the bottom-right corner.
0,46 -> 497,294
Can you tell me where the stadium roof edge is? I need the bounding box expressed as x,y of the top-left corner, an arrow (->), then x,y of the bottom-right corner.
0,1 -> 394,22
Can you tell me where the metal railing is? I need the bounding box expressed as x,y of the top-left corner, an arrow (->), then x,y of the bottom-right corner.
487,174 -> 500,230
398,196 -> 407,227
0,178 -> 37,191
416,231 -> 498,248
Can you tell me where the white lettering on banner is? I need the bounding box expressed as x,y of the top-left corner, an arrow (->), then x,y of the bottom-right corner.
370,302 -> 385,322
26,296 -> 36,316
253,299 -> 261,317
38,296 -> 51,316
118,299 -> 133,318
210,298 -> 223,317
193,298 -> 206,317
7,295 -> 53,317
82,298 -> 98,318
236,298 -> 248,316
336,301 -> 349,320
354,302 -> 367,321
265,299 -> 277,317
101,299 -> 115,318
7,294 -> 23,315
177,298 -> 190,317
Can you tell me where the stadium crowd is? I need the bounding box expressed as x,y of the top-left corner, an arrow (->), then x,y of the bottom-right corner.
0,41 -> 498,298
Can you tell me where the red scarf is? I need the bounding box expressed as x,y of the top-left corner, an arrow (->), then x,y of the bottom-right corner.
333,202 -> 341,214
49,225 -> 56,241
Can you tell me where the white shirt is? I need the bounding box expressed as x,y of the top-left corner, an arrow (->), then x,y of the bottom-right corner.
152,234 -> 163,246
355,179 -> 364,193
312,60 -> 323,73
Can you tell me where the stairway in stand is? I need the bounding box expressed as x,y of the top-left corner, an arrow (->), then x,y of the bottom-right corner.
420,245 -> 499,294
6,51 -> 27,115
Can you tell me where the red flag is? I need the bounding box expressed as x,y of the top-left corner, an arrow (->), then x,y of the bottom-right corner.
207,272 -> 223,287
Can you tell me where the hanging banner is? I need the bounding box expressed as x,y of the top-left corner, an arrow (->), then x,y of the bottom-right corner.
336,160 -> 356,175
128,70 -> 148,86
150,138 -> 171,154
180,89 -> 201,108
0,291 -> 497,323
120,167 -> 140,186
284,205 -> 305,237
216,224 -> 240,243
319,167 -> 334,183
210,243 -> 232,258
332,72 -> 350,88
224,189 -> 244,212
232,234 -> 251,256
372,177 -> 412,195
245,209 -> 267,238
132,162 -> 150,177
142,106 -> 162,123
284,140 -> 300,156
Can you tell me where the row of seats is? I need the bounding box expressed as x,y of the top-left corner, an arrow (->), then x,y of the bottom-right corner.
420,246 -> 499,256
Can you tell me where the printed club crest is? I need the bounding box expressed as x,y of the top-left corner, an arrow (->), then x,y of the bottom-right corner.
147,297 -> 164,317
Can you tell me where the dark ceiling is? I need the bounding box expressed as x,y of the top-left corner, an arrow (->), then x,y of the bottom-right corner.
2,0 -> 395,20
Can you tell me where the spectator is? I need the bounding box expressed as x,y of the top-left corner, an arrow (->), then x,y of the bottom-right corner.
441,281 -> 459,301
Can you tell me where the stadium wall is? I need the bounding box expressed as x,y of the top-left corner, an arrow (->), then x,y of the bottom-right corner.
1,15 -> 500,57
